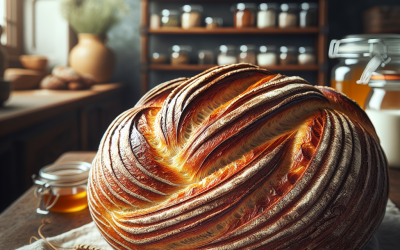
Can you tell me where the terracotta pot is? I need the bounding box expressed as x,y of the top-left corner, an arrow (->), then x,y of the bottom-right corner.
69,34 -> 115,83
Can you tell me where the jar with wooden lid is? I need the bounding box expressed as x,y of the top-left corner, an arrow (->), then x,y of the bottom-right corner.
329,34 -> 400,107
171,45 -> 191,65
161,9 -> 180,27
257,3 -> 277,28
365,69 -> 400,169
299,2 -> 318,27
280,46 -> 297,65
218,45 -> 237,65
232,3 -> 256,28
257,45 -> 277,66
298,46 -> 316,65
205,17 -> 223,29
181,5 -> 203,29
32,161 -> 91,214
279,3 -> 298,28
238,44 -> 257,64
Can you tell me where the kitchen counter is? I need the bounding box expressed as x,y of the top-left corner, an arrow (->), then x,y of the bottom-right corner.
0,151 -> 399,250
0,83 -> 123,137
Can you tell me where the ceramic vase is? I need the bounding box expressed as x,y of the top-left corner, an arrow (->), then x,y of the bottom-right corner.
69,33 -> 115,83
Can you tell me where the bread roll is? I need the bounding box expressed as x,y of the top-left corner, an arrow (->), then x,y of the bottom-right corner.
40,75 -> 67,90
52,66 -> 81,82
88,64 -> 388,249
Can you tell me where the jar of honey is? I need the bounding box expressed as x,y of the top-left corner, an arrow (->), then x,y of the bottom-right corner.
32,161 -> 91,214
329,34 -> 400,108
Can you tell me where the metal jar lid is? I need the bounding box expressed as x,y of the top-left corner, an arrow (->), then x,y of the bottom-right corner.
329,34 -> 400,85
33,161 -> 91,188
329,34 -> 400,59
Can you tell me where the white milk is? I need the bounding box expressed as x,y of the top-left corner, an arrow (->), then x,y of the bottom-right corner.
366,109 -> 400,168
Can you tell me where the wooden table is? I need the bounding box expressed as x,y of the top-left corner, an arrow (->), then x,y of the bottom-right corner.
0,152 -> 399,250
0,152 -> 97,250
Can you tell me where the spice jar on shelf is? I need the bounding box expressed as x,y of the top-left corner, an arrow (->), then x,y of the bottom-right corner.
257,45 -> 277,66
279,3 -> 298,28
257,3 -> 277,28
171,45 -> 191,65
232,3 -> 257,28
181,5 -> 203,29
298,46 -> 316,65
32,161 -> 91,214
205,17 -> 223,29
238,45 -> 257,64
218,45 -> 237,65
152,52 -> 167,64
198,50 -> 214,64
280,46 -> 297,65
161,9 -> 180,27
150,14 -> 161,29
299,2 -> 318,28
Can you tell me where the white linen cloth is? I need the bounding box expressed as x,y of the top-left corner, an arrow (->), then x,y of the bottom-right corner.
18,200 -> 400,250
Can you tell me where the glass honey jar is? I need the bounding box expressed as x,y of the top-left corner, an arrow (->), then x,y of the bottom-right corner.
32,161 -> 91,214
329,34 -> 400,108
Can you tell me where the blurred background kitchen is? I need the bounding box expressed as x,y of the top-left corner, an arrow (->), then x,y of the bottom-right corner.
0,0 -> 399,212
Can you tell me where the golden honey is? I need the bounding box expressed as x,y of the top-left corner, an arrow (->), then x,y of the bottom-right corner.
33,161 -> 91,214
44,187 -> 88,213
330,67 -> 371,108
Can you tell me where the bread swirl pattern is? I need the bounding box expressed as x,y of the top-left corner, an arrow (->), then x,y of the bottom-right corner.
88,64 -> 388,249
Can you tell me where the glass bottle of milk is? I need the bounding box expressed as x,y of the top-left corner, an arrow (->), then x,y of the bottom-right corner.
365,68 -> 400,168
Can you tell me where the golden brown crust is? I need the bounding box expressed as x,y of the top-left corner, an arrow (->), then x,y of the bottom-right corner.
88,63 -> 388,250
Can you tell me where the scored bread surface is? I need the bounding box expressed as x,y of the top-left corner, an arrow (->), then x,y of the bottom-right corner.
88,63 -> 388,250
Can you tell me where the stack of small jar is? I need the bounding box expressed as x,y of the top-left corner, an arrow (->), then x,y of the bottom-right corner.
151,5 -> 223,29
218,45 -> 316,66
150,2 -> 318,30
233,2 -> 318,28
151,45 -> 316,66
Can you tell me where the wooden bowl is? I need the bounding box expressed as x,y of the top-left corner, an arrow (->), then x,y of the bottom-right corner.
19,55 -> 48,70
0,78 -> 11,106
4,68 -> 47,90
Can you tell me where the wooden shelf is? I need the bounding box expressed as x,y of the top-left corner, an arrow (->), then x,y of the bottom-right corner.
140,0 -> 328,94
149,27 -> 320,35
149,64 -> 319,71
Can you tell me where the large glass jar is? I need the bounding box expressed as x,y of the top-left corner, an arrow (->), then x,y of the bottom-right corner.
232,3 -> 256,28
181,5 -> 203,29
365,67 -> 400,168
218,45 -> 237,65
171,45 -> 191,65
238,44 -> 257,64
257,3 -> 277,28
329,34 -> 400,108
32,161 -> 91,214
161,9 -> 179,27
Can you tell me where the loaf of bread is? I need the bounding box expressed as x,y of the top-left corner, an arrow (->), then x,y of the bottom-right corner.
88,64 -> 388,249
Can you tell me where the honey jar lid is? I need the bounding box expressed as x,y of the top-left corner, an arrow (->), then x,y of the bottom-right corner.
34,161 -> 91,187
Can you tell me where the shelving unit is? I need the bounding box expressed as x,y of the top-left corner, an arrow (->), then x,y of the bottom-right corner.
140,0 -> 328,95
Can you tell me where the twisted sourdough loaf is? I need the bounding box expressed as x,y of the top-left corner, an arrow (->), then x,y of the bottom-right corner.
88,64 -> 388,249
